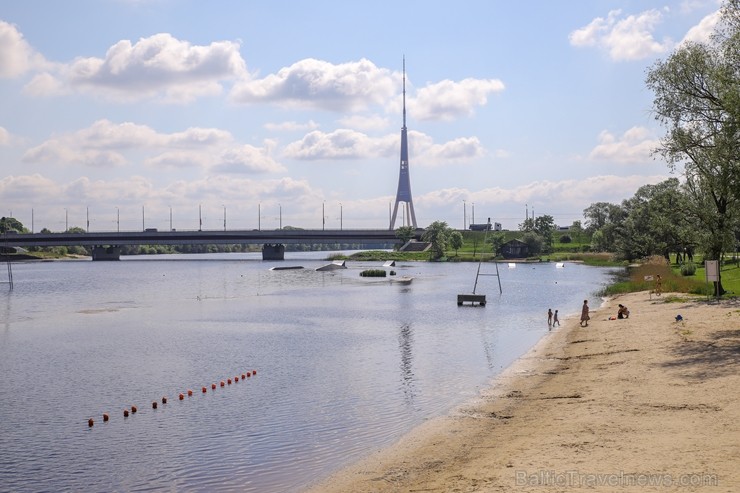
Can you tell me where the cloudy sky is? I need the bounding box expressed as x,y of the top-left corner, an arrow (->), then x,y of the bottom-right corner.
0,0 -> 723,232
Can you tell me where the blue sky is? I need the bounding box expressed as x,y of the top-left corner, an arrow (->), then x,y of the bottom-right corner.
0,0 -> 723,232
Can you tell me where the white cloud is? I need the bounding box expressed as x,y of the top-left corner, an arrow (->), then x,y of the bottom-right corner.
230,58 -> 396,112
569,9 -> 672,61
410,78 -> 505,121
282,129 -> 387,160
413,135 -> 486,166
264,120 -> 320,132
588,126 -> 659,163
0,173 -> 60,201
211,142 -> 285,174
31,33 -> 247,102
21,119 -> 283,174
680,9 -> 721,45
0,20 -> 47,78
22,72 -> 66,96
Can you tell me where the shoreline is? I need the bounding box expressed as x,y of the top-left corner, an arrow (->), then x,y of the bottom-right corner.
306,291 -> 739,492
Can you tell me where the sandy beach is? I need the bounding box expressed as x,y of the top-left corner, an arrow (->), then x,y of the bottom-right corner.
307,291 -> 740,492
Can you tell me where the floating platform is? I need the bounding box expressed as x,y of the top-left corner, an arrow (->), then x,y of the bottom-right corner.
269,266 -> 304,271
457,293 -> 486,306
390,276 -> 413,285
316,260 -> 347,271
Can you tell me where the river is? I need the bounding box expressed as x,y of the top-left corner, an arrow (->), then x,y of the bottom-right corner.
0,253 -> 618,492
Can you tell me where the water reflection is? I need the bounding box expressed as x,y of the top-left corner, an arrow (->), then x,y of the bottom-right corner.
397,322 -> 416,404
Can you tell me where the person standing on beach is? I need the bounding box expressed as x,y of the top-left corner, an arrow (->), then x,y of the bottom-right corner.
548,308 -> 553,326
553,310 -> 560,326
580,300 -> 590,327
655,274 -> 662,296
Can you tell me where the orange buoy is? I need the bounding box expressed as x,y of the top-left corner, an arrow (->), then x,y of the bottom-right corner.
211,383 -> 216,390
179,393 -> 184,400
88,418 -> 94,427
124,409 -> 130,417
152,401 -> 158,409
162,396 -> 168,404
131,405 -> 137,414
252,369 -> 257,375
103,413 -> 109,422
220,381 -> 225,387
227,378 -> 232,385
187,389 -> 193,396
241,373 -> 246,379
235,376 -> 239,382
202,386 -> 207,393
246,372 -> 251,377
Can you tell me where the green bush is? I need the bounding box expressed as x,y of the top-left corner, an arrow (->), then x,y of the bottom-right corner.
680,262 -> 697,276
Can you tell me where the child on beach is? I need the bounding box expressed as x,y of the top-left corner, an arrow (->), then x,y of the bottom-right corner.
580,300 -> 590,327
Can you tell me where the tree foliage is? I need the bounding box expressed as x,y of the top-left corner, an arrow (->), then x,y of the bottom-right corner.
449,231 -> 463,255
394,226 -> 416,248
646,0 -> 740,294
1,217 -> 26,233
421,220 -> 450,260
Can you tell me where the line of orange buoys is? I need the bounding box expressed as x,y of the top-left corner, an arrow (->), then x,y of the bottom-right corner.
87,370 -> 257,427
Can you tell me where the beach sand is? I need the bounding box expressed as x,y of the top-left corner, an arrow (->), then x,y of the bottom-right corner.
306,291 -> 740,492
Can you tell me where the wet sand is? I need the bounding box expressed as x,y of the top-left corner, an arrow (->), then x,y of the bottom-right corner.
307,291 -> 740,492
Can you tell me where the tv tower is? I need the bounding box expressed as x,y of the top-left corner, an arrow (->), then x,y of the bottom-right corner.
389,57 -> 418,230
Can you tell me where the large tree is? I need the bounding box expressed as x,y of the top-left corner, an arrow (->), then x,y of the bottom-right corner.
422,220 -> 451,260
583,202 -> 626,252
646,0 -> 740,294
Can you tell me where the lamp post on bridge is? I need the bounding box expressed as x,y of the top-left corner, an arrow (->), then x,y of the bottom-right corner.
223,205 -> 226,231
340,202 -> 343,230
463,200 -> 466,230
279,204 -> 282,229
258,203 -> 261,231
64,208 -> 68,232
322,201 -> 325,231
116,207 -> 119,233
169,206 -> 173,231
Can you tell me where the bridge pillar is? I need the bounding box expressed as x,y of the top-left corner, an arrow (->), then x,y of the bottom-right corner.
92,246 -> 121,261
262,244 -> 285,260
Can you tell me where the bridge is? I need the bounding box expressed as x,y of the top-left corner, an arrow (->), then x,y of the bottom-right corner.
0,229 -> 412,260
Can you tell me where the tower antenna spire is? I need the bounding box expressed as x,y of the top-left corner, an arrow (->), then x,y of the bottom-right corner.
402,55 -> 406,129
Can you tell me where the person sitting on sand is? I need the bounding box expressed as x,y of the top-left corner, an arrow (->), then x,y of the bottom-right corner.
617,304 -> 630,319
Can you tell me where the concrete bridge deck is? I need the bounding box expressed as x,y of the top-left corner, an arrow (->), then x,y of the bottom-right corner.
0,229 -> 411,260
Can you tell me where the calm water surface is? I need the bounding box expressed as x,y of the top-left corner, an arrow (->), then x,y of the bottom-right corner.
0,253 -> 618,492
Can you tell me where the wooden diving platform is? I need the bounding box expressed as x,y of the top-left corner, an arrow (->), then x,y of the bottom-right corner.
457,293 -> 486,306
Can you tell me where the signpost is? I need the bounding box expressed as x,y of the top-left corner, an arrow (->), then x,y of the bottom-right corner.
705,260 -> 720,299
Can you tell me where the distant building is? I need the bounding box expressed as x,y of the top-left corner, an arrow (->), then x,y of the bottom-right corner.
501,239 -> 530,259
494,222 -> 502,231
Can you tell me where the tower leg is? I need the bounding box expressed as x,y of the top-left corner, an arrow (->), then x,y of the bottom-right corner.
390,201 -> 401,230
